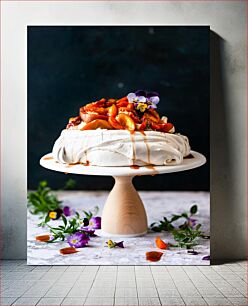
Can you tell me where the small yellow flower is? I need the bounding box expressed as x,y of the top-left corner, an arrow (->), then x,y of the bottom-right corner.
49,211 -> 57,219
137,103 -> 148,112
106,240 -> 116,248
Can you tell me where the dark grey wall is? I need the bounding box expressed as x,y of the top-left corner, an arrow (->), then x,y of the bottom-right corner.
28,26 -> 209,190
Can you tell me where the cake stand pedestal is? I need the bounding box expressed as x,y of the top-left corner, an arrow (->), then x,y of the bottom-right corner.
40,151 -> 206,237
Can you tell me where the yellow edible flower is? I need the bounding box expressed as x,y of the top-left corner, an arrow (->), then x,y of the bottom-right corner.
137,103 -> 148,112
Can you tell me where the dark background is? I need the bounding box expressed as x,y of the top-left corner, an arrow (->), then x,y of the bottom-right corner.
28,26 -> 209,191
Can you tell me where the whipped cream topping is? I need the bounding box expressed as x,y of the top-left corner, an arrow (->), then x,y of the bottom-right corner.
52,130 -> 190,166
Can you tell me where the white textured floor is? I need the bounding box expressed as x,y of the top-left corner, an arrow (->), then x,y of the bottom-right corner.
0,260 -> 247,305
28,191 -> 210,265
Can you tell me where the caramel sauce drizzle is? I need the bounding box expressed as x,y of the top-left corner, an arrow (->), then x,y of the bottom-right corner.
84,160 -> 90,166
130,165 -> 140,170
43,156 -> 53,160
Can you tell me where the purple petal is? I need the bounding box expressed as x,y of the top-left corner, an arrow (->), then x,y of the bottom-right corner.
136,96 -> 146,103
135,90 -> 147,97
147,91 -> 159,98
202,255 -> 210,261
63,206 -> 72,217
149,96 -> 160,104
67,232 -> 90,248
87,217 -> 101,230
115,241 -> 124,248
188,217 -> 197,228
127,93 -> 136,103
148,104 -> 157,109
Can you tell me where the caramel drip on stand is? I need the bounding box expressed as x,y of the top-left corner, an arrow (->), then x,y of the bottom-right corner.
130,165 -> 140,170
84,160 -> 90,166
43,156 -> 53,160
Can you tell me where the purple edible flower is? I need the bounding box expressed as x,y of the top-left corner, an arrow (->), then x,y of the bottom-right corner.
67,232 -> 90,248
63,206 -> 74,217
187,217 -> 197,228
115,241 -> 124,248
86,217 -> 101,230
127,90 -> 160,111
81,228 -> 97,237
202,255 -> 210,261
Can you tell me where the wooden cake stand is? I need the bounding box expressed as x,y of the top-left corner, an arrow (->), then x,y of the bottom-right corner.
40,151 -> 206,237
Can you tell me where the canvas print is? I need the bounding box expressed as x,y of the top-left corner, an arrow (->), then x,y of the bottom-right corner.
28,26 -> 210,265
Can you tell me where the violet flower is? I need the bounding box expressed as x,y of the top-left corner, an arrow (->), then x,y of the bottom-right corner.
86,217 -> 101,230
81,228 -> 97,237
67,232 -> 90,248
127,90 -> 160,112
187,217 -> 197,228
63,206 -> 75,217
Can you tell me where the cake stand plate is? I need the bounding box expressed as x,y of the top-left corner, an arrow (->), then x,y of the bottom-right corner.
40,151 -> 206,237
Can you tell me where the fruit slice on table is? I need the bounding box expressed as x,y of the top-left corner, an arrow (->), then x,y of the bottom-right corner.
155,236 -> 168,249
81,119 -> 113,130
146,251 -> 163,262
116,113 -> 135,132
36,234 -> 51,242
60,247 -> 78,255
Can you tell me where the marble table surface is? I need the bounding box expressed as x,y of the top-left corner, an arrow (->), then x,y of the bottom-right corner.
27,191 -> 210,265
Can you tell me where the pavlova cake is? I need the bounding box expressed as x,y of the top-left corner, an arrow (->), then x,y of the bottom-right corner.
52,90 -> 191,166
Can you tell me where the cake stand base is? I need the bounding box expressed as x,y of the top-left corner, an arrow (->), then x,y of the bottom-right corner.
101,176 -> 148,237
40,151 -> 206,238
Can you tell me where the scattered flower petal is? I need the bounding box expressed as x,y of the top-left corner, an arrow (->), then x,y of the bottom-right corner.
67,232 -> 90,248
202,255 -> 210,261
146,251 -> 163,262
106,239 -> 124,248
155,236 -> 168,249
60,247 -> 78,255
115,241 -> 124,248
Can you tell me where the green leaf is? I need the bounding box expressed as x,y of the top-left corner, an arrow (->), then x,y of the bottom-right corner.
61,214 -> 67,227
190,205 -> 198,215
171,215 -> 181,222
195,224 -> 201,230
